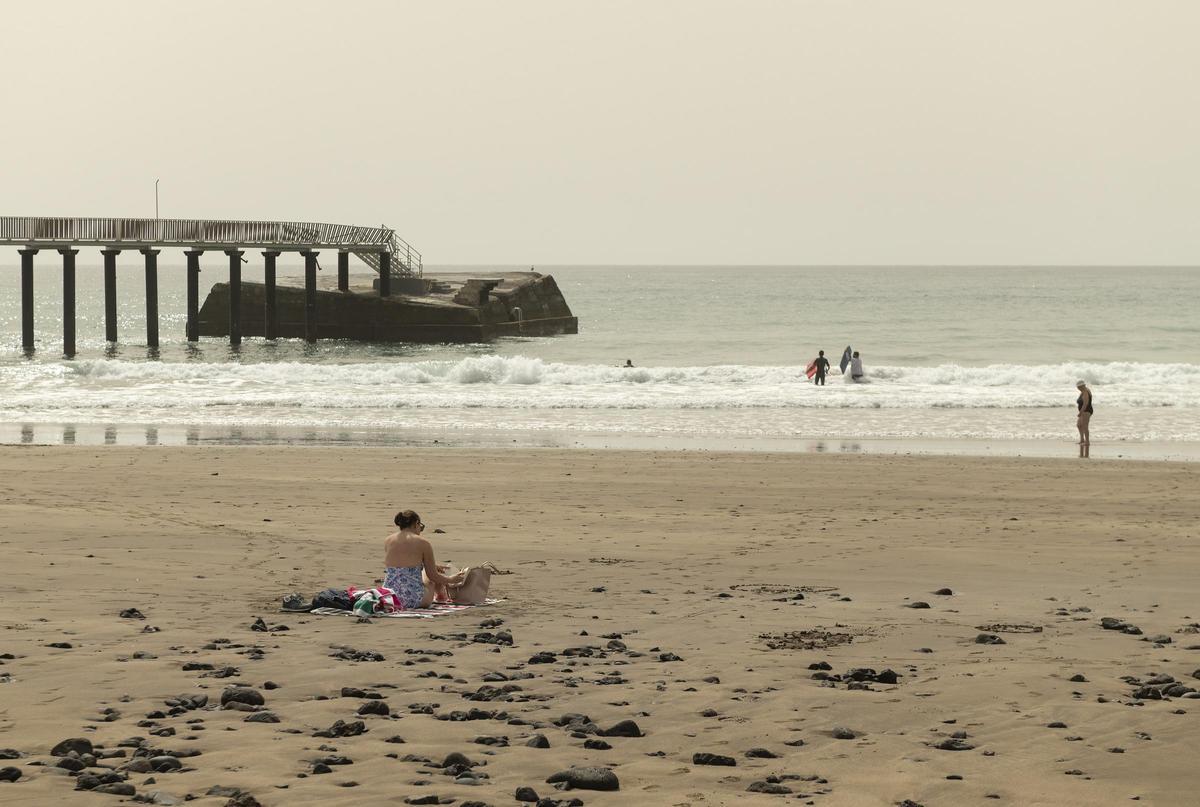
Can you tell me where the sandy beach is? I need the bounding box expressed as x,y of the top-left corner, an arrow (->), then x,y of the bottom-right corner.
1,447 -> 1198,806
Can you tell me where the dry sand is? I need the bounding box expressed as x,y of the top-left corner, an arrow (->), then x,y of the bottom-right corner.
0,447 -> 1197,806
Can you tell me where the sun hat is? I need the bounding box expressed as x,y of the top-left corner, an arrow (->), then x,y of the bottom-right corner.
1076,380 -> 1087,387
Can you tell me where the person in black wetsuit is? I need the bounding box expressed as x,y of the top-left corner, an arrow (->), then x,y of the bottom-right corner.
812,350 -> 831,385
1076,380 -> 1093,458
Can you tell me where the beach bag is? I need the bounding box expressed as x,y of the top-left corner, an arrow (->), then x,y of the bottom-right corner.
312,587 -> 354,611
449,562 -> 509,605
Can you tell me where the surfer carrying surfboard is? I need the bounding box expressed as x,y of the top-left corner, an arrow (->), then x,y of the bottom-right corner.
850,351 -> 865,382
808,350 -> 831,385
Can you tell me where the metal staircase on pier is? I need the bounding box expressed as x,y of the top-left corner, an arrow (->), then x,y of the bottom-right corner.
354,227 -> 422,278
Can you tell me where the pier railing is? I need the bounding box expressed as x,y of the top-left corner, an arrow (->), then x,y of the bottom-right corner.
0,215 -> 399,251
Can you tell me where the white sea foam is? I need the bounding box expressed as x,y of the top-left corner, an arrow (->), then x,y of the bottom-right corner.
0,357 -> 1189,413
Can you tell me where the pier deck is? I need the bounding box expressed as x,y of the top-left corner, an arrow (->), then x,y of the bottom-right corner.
3,215 -> 422,354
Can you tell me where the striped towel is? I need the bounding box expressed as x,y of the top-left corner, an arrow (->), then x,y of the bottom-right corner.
307,599 -> 504,619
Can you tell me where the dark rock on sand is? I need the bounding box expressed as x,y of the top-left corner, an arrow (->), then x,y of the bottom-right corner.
748,781 -> 792,794
831,727 -> 857,740
600,720 -> 643,737
545,766 -> 620,791
358,700 -> 390,716
516,786 -> 540,802
150,756 -> 183,772
0,751 -> 19,760
744,748 -> 778,758
244,712 -> 280,723
226,793 -> 263,807
220,688 -> 265,708
56,757 -> 86,772
314,720 -> 367,738
975,634 -> 1006,645
0,767 -> 21,783
119,608 -> 146,619
330,647 -> 386,662
692,753 -> 736,766
1069,674 -> 1088,682
441,752 -> 474,769
583,739 -> 611,750
51,737 -> 93,756
907,602 -> 931,609
526,734 -> 551,748
96,782 -> 137,795
934,738 -> 976,751
934,588 -> 953,596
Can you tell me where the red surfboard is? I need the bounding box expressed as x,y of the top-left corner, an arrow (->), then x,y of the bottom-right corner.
805,360 -> 818,379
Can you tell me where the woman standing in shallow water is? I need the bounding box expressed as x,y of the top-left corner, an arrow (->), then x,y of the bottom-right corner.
1076,381 -> 1093,458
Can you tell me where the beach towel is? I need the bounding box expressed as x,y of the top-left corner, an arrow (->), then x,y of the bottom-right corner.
306,599 -> 504,619
348,586 -> 402,616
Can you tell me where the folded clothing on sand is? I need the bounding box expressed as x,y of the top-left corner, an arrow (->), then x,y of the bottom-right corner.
311,588 -> 354,611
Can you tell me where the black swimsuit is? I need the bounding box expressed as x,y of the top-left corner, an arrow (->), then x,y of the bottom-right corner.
1077,393 -> 1093,414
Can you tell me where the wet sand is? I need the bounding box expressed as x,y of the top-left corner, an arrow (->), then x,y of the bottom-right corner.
0,447 -> 1197,806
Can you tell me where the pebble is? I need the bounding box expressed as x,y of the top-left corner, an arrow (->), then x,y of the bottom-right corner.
907,601 -> 931,609
747,781 -> 792,794
744,748 -> 778,758
119,608 -> 146,619
0,767 -> 20,783
975,634 -> 1006,645
934,588 -> 954,596
831,727 -> 857,740
516,785 -> 540,801
692,752 -> 737,766
526,734 -> 550,748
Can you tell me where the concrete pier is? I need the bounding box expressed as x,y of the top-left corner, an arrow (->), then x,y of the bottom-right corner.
197,271 -> 577,343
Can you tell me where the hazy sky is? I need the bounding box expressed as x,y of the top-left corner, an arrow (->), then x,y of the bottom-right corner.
4,1 -> 1198,265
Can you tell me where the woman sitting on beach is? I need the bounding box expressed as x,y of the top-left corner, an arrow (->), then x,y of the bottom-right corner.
384,510 -> 466,609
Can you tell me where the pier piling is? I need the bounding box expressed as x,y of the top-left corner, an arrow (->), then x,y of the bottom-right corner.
60,248 -> 77,357
337,251 -> 349,292
185,250 -> 202,342
263,250 -> 279,340
302,250 -> 319,343
19,248 -> 37,352
226,249 -> 244,346
142,249 -> 160,348
379,250 -> 391,298
101,249 -> 121,343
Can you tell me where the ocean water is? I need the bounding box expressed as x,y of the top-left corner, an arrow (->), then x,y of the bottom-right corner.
0,263 -> 1197,452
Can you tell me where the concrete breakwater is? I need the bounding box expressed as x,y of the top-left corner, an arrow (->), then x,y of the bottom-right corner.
197,271 -> 577,343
